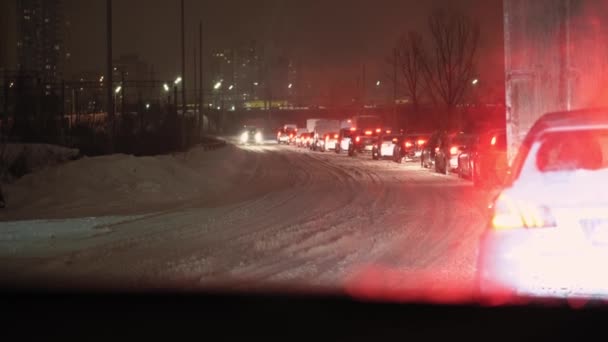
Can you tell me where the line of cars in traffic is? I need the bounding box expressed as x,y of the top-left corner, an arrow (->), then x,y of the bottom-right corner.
276,117 -> 509,188
251,108 -> 608,303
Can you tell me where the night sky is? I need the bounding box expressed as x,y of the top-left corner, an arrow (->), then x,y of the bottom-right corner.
54,1 -> 504,92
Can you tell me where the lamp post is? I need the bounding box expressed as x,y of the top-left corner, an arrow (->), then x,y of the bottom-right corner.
174,76 -> 182,114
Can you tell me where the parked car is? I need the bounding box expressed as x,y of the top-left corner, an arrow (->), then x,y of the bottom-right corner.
458,129 -> 508,186
372,132 -> 401,160
348,128 -> 381,157
239,126 -> 263,145
393,133 -> 430,163
336,128 -> 357,154
434,132 -> 475,175
477,109 -> 608,301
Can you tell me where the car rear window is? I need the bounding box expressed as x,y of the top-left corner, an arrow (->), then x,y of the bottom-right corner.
536,129 -> 608,172
382,135 -> 398,142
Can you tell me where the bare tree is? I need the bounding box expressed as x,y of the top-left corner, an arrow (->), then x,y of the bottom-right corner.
424,10 -> 480,128
397,31 -> 428,109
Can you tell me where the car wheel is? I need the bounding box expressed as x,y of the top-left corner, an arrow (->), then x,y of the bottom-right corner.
336,145 -> 341,154
348,146 -> 355,157
372,149 -> 379,160
396,152 -> 403,164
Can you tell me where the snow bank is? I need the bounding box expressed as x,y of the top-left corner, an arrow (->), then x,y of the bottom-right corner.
0,143 -> 80,181
0,144 -> 248,220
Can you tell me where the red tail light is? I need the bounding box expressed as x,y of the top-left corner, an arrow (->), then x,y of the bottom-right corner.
405,141 -> 413,148
278,132 -> 282,136
334,134 -> 339,139
356,136 -> 361,142
418,139 -> 426,145
376,128 -> 382,133
350,127 -> 357,131
435,147 -> 440,153
450,146 -> 459,155
386,130 -> 392,134
365,131 -> 373,136
491,136 -> 497,146
325,136 -> 329,142
492,194 -> 556,230
290,134 -> 293,138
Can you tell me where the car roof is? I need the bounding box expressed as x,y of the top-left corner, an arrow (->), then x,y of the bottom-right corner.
536,108 -> 608,128
526,108 -> 608,140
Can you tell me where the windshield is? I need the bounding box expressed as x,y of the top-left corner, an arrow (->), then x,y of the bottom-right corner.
4,0 -> 608,308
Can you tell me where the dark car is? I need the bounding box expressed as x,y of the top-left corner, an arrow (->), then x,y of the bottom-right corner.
393,133 -> 430,163
420,131 -> 443,169
239,126 -> 263,145
458,129 -> 508,186
372,132 -> 401,160
348,128 -> 381,157
434,132 -> 475,175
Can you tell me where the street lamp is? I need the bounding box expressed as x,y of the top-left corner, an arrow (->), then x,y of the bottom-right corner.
253,82 -> 259,86
163,83 -> 170,92
145,103 -> 150,110
174,76 -> 182,85
376,80 -> 381,87
472,78 -> 479,85
228,84 -> 234,91
115,85 -> 122,94
99,76 -> 104,83
288,83 -> 293,89
214,81 -> 223,90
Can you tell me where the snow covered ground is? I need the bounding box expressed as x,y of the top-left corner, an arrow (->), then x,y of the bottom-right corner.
0,138 -> 493,302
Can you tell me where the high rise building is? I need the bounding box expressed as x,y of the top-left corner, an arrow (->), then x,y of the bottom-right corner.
16,0 -> 67,86
0,1 -> 18,71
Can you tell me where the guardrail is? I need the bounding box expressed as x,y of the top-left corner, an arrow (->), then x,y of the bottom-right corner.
200,137 -> 227,151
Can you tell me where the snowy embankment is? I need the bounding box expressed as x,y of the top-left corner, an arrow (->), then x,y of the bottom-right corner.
0,144 -> 242,220
0,143 -> 80,181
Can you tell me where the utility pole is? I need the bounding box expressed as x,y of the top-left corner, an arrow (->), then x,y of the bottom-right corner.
106,0 -> 114,152
393,47 -> 398,128
180,0 -> 187,148
120,69 -> 125,117
193,45 -> 198,125
361,63 -> 367,107
199,21 -> 204,134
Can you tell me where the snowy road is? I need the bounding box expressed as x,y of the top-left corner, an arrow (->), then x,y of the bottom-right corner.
0,140 -> 493,301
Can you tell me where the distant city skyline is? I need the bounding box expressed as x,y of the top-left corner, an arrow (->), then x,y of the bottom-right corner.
2,0 -> 504,106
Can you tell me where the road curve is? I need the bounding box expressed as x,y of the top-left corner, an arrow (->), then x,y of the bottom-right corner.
0,140 -> 492,301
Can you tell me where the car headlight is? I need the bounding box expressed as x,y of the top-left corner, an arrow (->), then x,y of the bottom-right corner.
240,132 -> 248,143
255,132 -> 262,142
